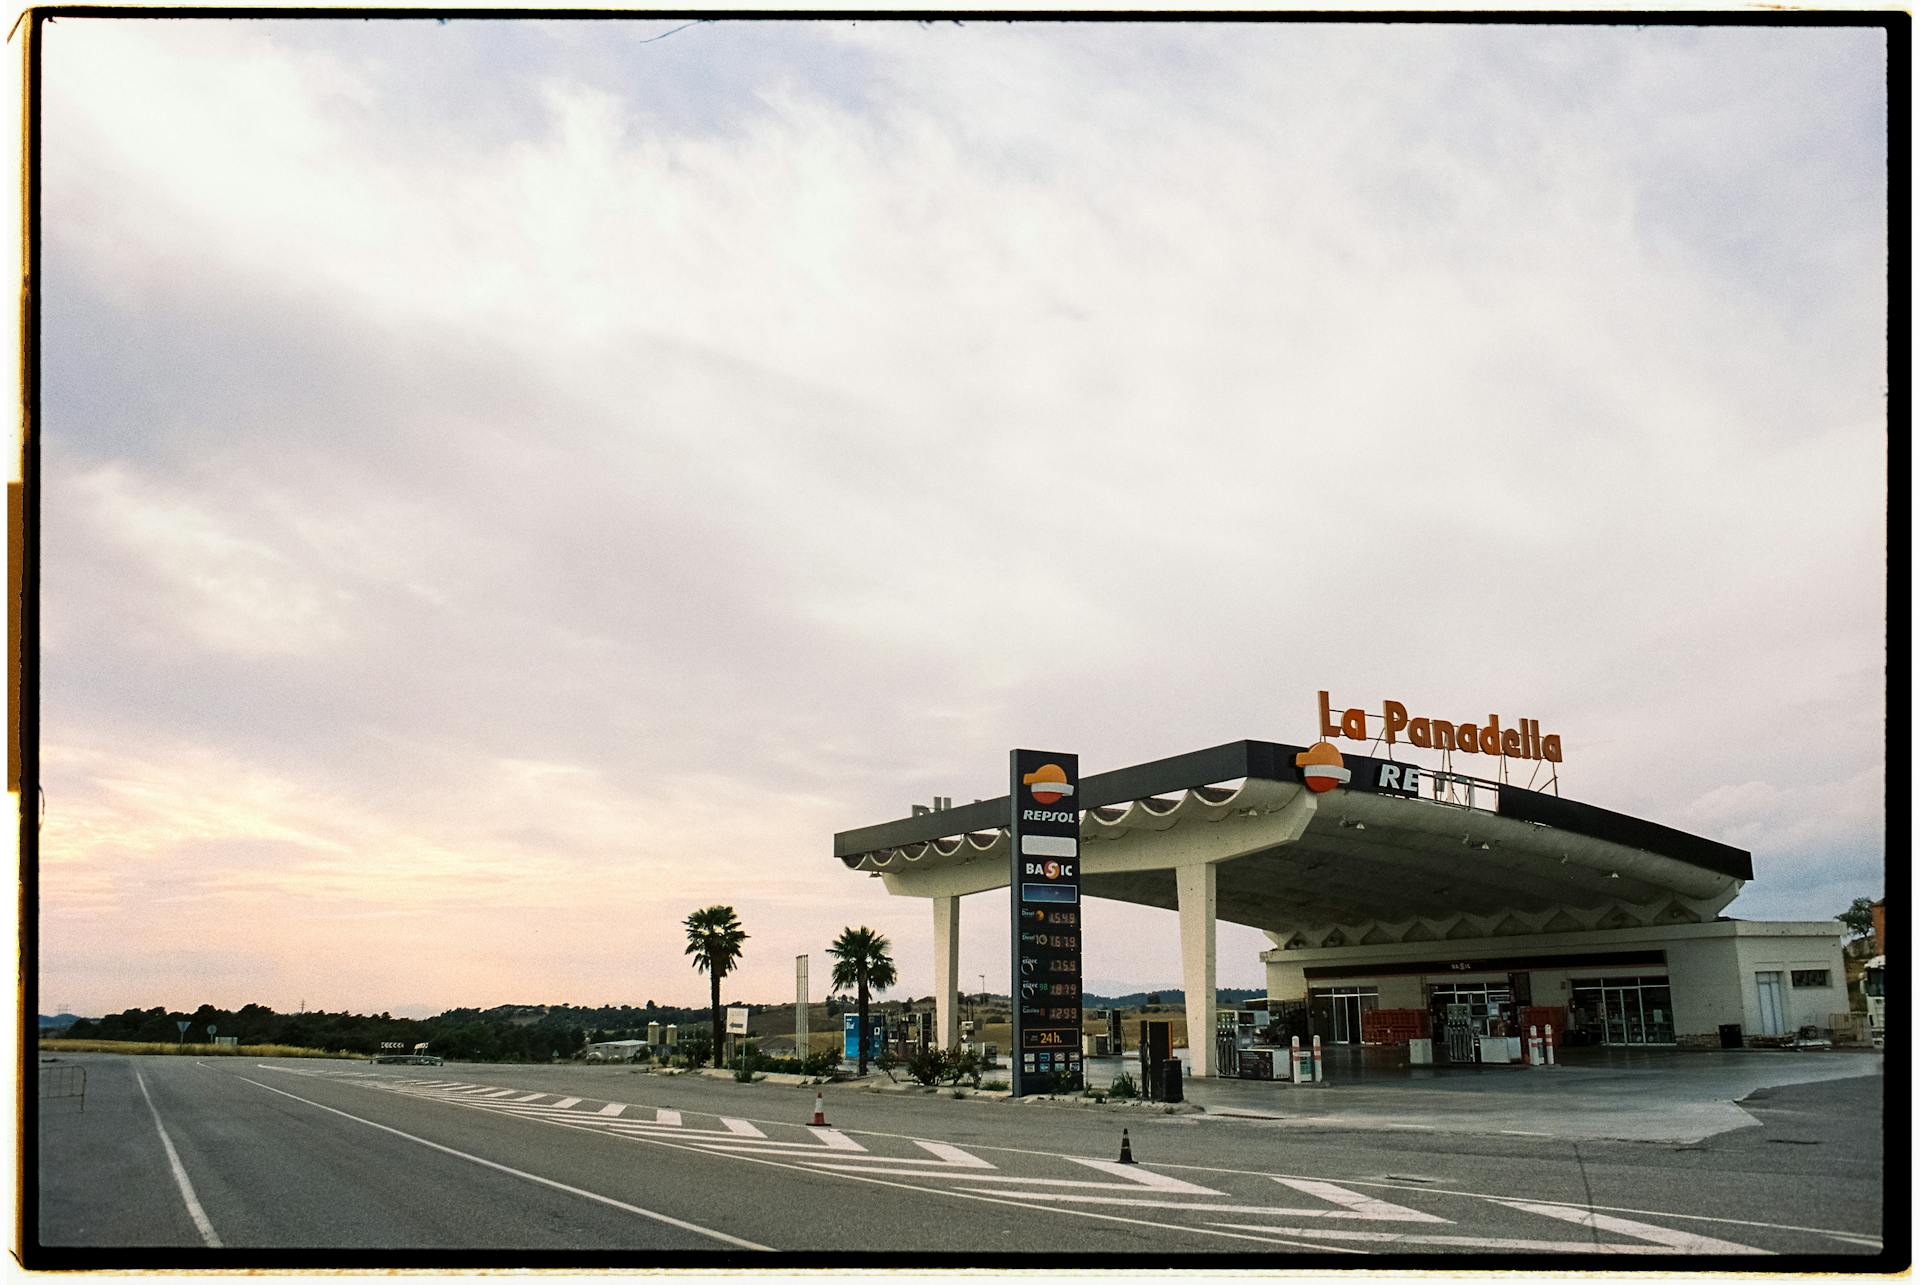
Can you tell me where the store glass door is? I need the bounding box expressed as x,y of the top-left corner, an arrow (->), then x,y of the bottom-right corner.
1572,976 -> 1675,1046
1330,995 -> 1356,1044
1755,972 -> 1785,1036
1312,987 -> 1378,1045
1608,986 -> 1646,1044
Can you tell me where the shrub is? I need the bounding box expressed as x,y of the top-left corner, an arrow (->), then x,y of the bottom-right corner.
875,1047 -> 900,1082
981,1079 -> 1009,1092
944,1047 -> 982,1088
1107,1070 -> 1139,1100
905,1046 -> 947,1087
678,1032 -> 713,1068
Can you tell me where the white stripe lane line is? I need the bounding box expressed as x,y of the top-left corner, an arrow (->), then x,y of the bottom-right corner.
653,1108 -> 681,1127
231,1075 -> 769,1251
598,1103 -> 627,1117
552,1097 -> 582,1110
1500,1202 -> 1767,1255
1207,1223 -> 1670,1253
509,1093 -> 548,1103
719,1118 -> 766,1138
134,1068 -> 223,1248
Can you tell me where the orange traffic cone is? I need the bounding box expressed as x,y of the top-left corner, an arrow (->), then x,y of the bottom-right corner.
808,1092 -> 828,1127
1118,1128 -> 1135,1164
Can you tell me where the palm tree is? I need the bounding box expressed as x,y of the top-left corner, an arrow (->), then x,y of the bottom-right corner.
684,905 -> 748,1066
827,926 -> 897,1076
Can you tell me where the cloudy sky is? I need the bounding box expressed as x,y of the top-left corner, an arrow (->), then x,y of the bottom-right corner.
36,17 -> 1887,1019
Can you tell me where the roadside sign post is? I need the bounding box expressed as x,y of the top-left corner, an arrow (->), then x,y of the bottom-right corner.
1010,748 -> 1081,1098
206,1024 -> 217,1041
727,1006 -> 749,1070
176,1020 -> 189,1045
795,955 -> 810,1059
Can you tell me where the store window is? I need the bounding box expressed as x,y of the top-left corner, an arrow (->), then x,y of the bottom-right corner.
1308,987 -> 1379,1045
1569,976 -> 1675,1046
1790,969 -> 1831,988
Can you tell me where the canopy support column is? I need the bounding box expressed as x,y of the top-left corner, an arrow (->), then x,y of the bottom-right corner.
933,894 -> 960,1049
1177,862 -> 1217,1079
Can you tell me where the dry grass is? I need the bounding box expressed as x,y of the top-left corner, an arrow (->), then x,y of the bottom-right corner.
37,1038 -> 359,1059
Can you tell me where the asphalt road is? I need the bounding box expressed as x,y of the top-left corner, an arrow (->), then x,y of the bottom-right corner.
30,1053 -> 1894,1269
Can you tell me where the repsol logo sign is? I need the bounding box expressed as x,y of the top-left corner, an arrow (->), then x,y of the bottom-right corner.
1022,808 -> 1075,824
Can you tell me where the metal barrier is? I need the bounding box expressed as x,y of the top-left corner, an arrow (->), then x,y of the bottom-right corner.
40,1064 -> 86,1111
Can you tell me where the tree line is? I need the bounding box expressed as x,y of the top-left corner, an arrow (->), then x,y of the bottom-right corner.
62,906 -> 910,1068
62,1001 -> 720,1063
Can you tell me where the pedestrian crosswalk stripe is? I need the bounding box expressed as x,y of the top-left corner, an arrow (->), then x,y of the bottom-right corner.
598,1103 -> 627,1116
1501,1202 -> 1767,1254
654,1108 -> 681,1127
1273,1178 -> 1448,1222
552,1097 -> 582,1109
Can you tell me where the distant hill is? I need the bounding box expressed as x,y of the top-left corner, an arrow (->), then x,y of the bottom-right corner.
1082,987 -> 1265,1009
38,1014 -> 82,1030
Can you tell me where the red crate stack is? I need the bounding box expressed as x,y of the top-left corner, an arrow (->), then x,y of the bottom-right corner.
1360,1008 -> 1432,1045
1520,1006 -> 1567,1035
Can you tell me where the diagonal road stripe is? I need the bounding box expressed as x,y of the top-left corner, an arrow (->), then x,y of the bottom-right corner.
1502,1202 -> 1766,1254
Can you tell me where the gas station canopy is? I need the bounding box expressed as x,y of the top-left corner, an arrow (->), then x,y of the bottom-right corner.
834,739 -> 1752,944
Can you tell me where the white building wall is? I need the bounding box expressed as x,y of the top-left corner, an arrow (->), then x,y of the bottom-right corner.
1266,958 -> 1307,1004
1731,931 -> 1849,1036
1665,936 -> 1741,1042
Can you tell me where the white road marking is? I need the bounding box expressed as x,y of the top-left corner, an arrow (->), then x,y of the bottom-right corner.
233,1075 -> 770,1251
1066,1158 -> 1222,1195
598,1103 -> 627,1117
552,1097 -> 582,1110
1273,1177 -> 1447,1222
913,1140 -> 992,1168
332,1072 -> 1833,1255
1506,1201 -> 1767,1254
720,1118 -> 765,1138
134,1068 -> 222,1249
527,1110 -> 1364,1254
475,1089 -> 522,1099
509,1093 -> 547,1103
654,1108 -> 681,1127
1128,1158 -> 1879,1245
813,1129 -> 864,1152
1208,1222 -> 1670,1252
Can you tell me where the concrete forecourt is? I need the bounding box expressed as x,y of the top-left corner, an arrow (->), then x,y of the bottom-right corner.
33,1048 -> 1885,1262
